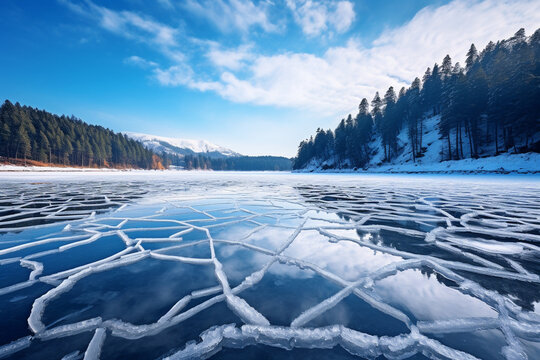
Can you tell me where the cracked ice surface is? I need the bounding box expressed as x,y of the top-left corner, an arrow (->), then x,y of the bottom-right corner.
0,172 -> 539,359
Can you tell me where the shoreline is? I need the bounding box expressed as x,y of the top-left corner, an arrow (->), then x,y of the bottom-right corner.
0,164 -> 162,172
1,168 -> 538,175
295,152 -> 540,175
293,168 -> 539,175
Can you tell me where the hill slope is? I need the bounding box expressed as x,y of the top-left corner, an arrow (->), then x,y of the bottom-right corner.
0,100 -> 163,169
301,114 -> 539,173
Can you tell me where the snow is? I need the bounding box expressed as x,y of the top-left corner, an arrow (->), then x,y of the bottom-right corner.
0,164 -> 112,172
369,152 -> 540,174
124,132 -> 240,157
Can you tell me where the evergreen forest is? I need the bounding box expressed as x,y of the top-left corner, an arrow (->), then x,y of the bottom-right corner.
0,100 -> 162,169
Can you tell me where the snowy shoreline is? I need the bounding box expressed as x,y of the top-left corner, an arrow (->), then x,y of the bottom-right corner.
295,152 -> 540,175
0,165 -> 127,172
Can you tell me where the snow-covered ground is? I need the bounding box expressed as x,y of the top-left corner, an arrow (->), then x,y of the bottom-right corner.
0,165 -> 117,172
369,152 -> 539,173
301,152 -> 540,174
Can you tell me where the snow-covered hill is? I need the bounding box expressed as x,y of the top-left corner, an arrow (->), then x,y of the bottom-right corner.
300,115 -> 539,174
124,132 -> 240,158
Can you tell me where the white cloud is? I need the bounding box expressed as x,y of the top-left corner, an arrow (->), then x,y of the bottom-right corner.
154,65 -> 223,92
183,0 -> 279,33
124,55 -> 158,68
154,64 -> 194,86
331,1 -> 355,33
286,0 -> 355,36
206,44 -> 254,70
157,0 -> 174,10
63,0 -> 540,118
184,0 -> 540,115
60,0 -> 180,50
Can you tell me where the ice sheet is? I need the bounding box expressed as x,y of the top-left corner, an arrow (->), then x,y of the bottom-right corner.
0,172 -> 538,359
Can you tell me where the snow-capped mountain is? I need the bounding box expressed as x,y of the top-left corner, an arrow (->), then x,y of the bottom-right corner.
124,132 -> 240,158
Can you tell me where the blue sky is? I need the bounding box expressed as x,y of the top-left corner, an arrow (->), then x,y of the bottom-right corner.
1,0 -> 539,156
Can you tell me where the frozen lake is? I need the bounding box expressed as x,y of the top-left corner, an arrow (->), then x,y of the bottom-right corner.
0,172 -> 539,360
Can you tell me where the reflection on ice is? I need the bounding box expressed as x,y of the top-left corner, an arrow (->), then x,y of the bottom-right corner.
283,230 -> 402,281
374,268 -> 498,321
0,173 -> 539,359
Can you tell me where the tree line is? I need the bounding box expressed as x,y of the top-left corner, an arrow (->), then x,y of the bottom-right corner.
183,154 -> 292,171
0,100 -> 163,169
294,28 -> 540,170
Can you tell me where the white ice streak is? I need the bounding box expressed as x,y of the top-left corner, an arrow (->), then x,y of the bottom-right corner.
291,281 -> 360,328
83,328 -> 106,360
164,323 -> 482,360
20,259 -> 44,281
0,336 -> 32,359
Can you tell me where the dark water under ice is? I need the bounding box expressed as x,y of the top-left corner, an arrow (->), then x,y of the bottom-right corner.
0,172 -> 538,360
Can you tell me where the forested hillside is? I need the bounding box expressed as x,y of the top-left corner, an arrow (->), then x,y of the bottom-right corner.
182,154 -> 292,171
293,28 -> 540,170
0,101 -> 163,169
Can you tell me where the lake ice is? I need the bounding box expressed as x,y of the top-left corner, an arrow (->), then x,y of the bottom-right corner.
0,172 -> 538,360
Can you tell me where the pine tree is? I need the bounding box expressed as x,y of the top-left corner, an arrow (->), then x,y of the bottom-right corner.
354,98 -> 373,166
441,55 -> 452,78
359,98 -> 369,116
39,131 -> 50,163
380,87 -> 397,160
371,92 -> 383,118
466,66 -> 488,157
371,92 -> 383,161
465,44 -> 478,70
334,119 -> 347,164
17,126 -> 31,164
407,77 -> 422,161
422,63 -> 442,115
1,123 -> 10,157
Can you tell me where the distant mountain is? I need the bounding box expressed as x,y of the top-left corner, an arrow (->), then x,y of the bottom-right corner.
124,132 -> 240,158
